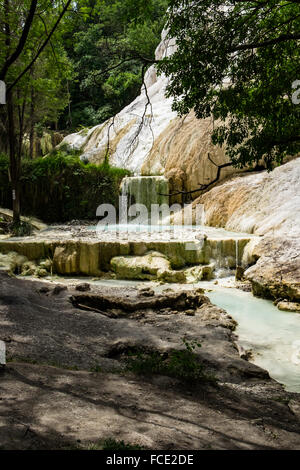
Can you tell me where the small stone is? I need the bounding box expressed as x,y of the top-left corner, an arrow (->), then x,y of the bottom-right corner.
235,266 -> 245,281
277,301 -> 300,312
109,309 -> 124,318
36,268 -> 48,278
39,259 -> 52,271
195,287 -> 205,294
159,307 -> 172,315
75,283 -> 91,292
185,309 -> 196,316
138,288 -> 155,297
251,418 -> 263,426
162,288 -> 174,294
234,342 -> 252,360
288,400 -> 300,419
38,286 -> 50,294
1,336 -> 11,343
52,285 -> 67,295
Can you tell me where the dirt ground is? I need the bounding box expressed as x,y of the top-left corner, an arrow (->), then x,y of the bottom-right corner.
0,271 -> 300,450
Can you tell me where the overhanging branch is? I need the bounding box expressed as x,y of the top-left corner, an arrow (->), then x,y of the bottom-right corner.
160,154 -> 233,197
0,0 -> 38,81
7,0 -> 73,93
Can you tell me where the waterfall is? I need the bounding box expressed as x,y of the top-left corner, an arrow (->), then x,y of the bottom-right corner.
120,176 -> 169,224
235,240 -> 239,268
120,178 -> 129,224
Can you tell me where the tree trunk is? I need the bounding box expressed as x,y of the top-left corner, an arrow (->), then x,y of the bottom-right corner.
29,86 -> 35,159
7,90 -> 20,224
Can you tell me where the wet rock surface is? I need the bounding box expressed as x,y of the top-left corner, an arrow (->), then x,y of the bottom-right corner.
0,234 -> 252,281
175,158 -> 300,303
0,272 -> 300,450
245,236 -> 300,303
277,301 -> 300,313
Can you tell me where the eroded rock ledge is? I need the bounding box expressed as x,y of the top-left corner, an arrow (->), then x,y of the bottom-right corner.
0,234 -> 252,282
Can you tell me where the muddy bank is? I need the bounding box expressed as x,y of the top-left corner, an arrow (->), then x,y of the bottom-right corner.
0,272 -> 300,450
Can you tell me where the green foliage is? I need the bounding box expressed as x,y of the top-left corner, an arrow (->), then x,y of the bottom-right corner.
60,0 -> 168,130
87,438 -> 144,451
0,154 -> 11,209
0,151 -> 129,223
101,438 -> 144,451
10,220 -> 33,237
125,338 -> 211,384
90,364 -> 102,373
160,0 -> 300,170
0,0 -> 167,155
0,1 -> 73,154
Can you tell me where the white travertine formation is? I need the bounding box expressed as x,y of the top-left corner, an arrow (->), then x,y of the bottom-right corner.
199,157 -> 300,238
61,31 -> 177,174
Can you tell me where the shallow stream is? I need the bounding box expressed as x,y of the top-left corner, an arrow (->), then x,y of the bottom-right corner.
205,284 -> 300,393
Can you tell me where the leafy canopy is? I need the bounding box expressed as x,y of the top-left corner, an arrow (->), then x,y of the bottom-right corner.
0,1 -> 73,150
61,0 -> 168,129
159,0 -> 300,169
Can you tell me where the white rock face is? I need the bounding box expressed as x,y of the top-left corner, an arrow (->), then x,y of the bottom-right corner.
193,157 -> 300,300
60,30 -> 239,192
200,157 -> 300,238
61,31 -> 177,174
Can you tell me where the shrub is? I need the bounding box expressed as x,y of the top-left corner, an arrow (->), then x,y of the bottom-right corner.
85,438 -> 144,451
125,338 -> 213,384
0,150 -> 130,222
101,439 -> 144,451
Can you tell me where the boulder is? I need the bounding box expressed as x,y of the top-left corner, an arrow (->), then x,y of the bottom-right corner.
53,245 -> 79,275
184,264 -> 214,283
75,283 -> 91,292
235,266 -> 245,281
277,301 -> 300,313
157,268 -> 186,284
111,252 -> 171,281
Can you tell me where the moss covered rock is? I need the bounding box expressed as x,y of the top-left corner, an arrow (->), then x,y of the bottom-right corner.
111,252 -> 171,280
184,264 -> 215,283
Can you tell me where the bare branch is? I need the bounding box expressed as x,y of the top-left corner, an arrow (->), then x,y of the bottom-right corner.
228,33 -> 300,52
160,154 -> 233,197
0,0 -> 38,81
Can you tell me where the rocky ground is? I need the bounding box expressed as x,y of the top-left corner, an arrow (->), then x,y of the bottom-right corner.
1,271 -> 300,450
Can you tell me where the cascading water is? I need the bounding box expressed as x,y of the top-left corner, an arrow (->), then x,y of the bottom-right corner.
120,176 -> 169,223
88,174 -> 258,273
